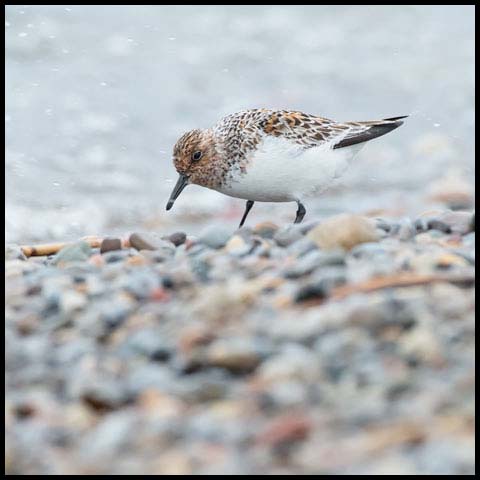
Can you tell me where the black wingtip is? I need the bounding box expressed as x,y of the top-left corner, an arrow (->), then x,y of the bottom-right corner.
333,118 -> 406,150
382,115 -> 409,121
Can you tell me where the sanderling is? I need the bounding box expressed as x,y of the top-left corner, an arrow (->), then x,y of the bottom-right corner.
166,109 -> 407,226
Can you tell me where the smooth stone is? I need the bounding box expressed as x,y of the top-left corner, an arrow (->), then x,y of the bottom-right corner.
414,217 -> 430,232
258,344 -> 320,383
274,225 -> 304,247
350,242 -> 388,259
100,238 -> 122,254
60,290 -> 87,315
190,257 -> 211,282
294,270 -> 346,303
427,219 -> 452,233
103,250 -> 130,263
99,301 -> 131,330
129,233 -> 176,257
391,219 -> 416,240
198,225 -> 232,249
122,328 -> 172,361
205,338 -> 265,373
253,221 -> 279,239
168,231 -> 187,247
299,220 -> 321,234
438,210 -> 475,234
51,241 -> 91,265
375,219 -> 392,232
283,250 -> 345,279
287,237 -> 318,257
79,378 -> 133,411
294,282 -> 329,303
123,271 -> 161,300
224,235 -> 251,256
307,214 -> 379,251
140,249 -> 173,263
129,232 -> 156,250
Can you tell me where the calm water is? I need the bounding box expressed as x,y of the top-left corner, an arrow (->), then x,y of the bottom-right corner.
5,5 -> 475,243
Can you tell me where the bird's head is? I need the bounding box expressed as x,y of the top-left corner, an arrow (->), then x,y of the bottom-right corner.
166,129 -> 217,211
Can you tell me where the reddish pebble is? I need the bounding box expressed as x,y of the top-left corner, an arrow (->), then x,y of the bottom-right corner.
256,414 -> 312,447
184,238 -> 196,251
88,254 -> 105,267
149,287 -> 170,302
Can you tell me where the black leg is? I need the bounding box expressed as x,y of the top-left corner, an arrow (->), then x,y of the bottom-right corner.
239,200 -> 254,228
294,201 -> 306,224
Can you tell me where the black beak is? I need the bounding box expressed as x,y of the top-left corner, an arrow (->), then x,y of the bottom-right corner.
166,174 -> 189,211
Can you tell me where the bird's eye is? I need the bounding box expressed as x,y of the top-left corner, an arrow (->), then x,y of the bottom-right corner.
191,151 -> 202,161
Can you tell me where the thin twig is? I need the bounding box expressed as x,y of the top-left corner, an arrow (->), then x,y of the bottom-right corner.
331,272 -> 475,300
20,236 -> 104,258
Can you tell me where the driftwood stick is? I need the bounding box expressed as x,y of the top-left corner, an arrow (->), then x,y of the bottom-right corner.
331,272 -> 475,300
20,236 -> 104,258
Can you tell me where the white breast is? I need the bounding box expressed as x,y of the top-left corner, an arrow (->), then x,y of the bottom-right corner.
216,136 -> 365,202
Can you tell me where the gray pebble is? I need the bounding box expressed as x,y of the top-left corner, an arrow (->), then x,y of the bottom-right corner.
273,225 -> 304,247
51,241 -> 91,265
198,225 -> 232,249
168,231 -> 187,246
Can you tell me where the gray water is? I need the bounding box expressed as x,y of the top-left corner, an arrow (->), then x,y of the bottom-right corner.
5,5 -> 475,243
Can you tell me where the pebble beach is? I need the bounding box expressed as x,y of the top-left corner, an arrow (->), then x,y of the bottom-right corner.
5,5 -> 475,475
5,208 -> 475,474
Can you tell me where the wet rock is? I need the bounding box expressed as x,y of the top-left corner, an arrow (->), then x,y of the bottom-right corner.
100,238 -> 122,254
51,241 -> 91,265
198,225 -> 231,249
307,214 -> 379,251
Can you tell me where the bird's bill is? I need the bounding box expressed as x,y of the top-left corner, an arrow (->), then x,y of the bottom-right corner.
166,174 -> 189,211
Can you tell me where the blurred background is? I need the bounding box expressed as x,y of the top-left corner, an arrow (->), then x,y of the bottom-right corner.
5,5 -> 475,243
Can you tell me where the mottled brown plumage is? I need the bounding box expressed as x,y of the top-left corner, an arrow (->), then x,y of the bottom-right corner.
168,109 -> 407,224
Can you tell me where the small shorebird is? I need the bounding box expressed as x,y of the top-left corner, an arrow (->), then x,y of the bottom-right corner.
166,109 -> 407,226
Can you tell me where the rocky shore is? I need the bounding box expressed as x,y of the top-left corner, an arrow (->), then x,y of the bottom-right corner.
5,210 -> 475,475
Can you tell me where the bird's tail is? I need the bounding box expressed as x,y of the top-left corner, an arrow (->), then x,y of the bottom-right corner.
333,115 -> 408,149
